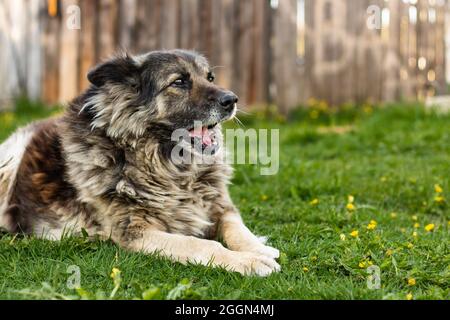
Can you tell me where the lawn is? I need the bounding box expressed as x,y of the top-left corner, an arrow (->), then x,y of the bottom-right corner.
0,100 -> 448,300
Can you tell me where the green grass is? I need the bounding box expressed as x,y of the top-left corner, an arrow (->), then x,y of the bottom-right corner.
0,100 -> 448,300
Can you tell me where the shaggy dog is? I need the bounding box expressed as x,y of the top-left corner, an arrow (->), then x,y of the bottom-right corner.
0,50 -> 280,276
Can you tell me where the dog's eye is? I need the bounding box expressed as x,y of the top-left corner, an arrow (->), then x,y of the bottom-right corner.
207,73 -> 215,83
171,78 -> 187,87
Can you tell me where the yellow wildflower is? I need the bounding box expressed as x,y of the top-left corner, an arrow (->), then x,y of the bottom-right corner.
434,196 -> 445,203
406,293 -> 413,300
358,261 -> 366,268
261,194 -> 268,201
412,231 -> 418,237
348,195 -> 355,203
434,184 -> 443,193
302,267 -> 309,272
424,223 -> 435,232
390,212 -> 397,219
408,278 -> 416,286
367,220 -> 377,230
346,203 -> 356,211
110,267 -> 120,279
413,223 -> 420,228
386,249 -> 393,256
411,215 -> 418,221
340,234 -> 346,241
309,198 -> 319,205
367,224 -> 376,230
407,242 -> 414,249
350,230 -> 359,238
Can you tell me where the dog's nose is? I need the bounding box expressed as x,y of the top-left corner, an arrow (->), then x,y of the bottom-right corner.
219,93 -> 238,109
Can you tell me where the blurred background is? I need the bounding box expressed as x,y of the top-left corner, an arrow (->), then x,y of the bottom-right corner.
0,0 -> 449,112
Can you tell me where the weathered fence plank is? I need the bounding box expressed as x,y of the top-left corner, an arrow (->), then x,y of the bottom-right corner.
58,0 -> 80,103
273,0 -> 300,113
79,0 -> 97,92
41,1 -> 61,104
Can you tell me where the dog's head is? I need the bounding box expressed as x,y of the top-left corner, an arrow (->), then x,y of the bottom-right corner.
83,50 -> 237,153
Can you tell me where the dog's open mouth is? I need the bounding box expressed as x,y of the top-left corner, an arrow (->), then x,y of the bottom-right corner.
188,123 -> 218,151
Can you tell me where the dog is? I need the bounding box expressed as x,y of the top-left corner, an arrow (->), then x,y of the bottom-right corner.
0,50 -> 280,276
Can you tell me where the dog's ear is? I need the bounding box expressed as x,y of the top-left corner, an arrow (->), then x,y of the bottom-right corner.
87,55 -> 139,87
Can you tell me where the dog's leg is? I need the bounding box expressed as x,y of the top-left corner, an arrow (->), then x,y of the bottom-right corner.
126,228 -> 280,276
219,210 -> 280,260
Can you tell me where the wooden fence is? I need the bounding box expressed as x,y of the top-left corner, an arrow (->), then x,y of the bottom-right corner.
0,0 -> 448,112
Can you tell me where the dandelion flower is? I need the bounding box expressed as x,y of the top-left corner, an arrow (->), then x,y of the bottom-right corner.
359,261 -> 366,268
367,220 -> 377,230
340,234 -> 346,241
412,215 -> 418,221
406,293 -> 413,300
303,267 -> 309,272
346,203 -> 356,211
408,278 -> 416,286
424,224 -> 435,232
350,230 -> 359,238
412,231 -> 418,237
434,184 -> 443,193
434,196 -> 445,203
414,223 -> 420,228
348,195 -> 355,203
310,198 -> 319,205
367,224 -> 376,230
110,267 -> 121,279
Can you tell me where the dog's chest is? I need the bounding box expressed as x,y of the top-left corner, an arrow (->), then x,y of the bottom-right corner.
120,163 -> 229,238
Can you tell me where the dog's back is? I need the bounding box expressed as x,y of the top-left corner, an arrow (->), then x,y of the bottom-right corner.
0,125 -> 35,230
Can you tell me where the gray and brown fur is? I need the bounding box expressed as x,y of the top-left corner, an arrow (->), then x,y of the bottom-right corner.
0,50 -> 280,276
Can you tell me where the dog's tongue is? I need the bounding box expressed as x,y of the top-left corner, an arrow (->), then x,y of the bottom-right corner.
189,127 -> 212,146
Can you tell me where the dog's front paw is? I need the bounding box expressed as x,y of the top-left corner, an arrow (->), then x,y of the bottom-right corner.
231,237 -> 280,259
249,244 -> 280,259
226,251 -> 281,277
